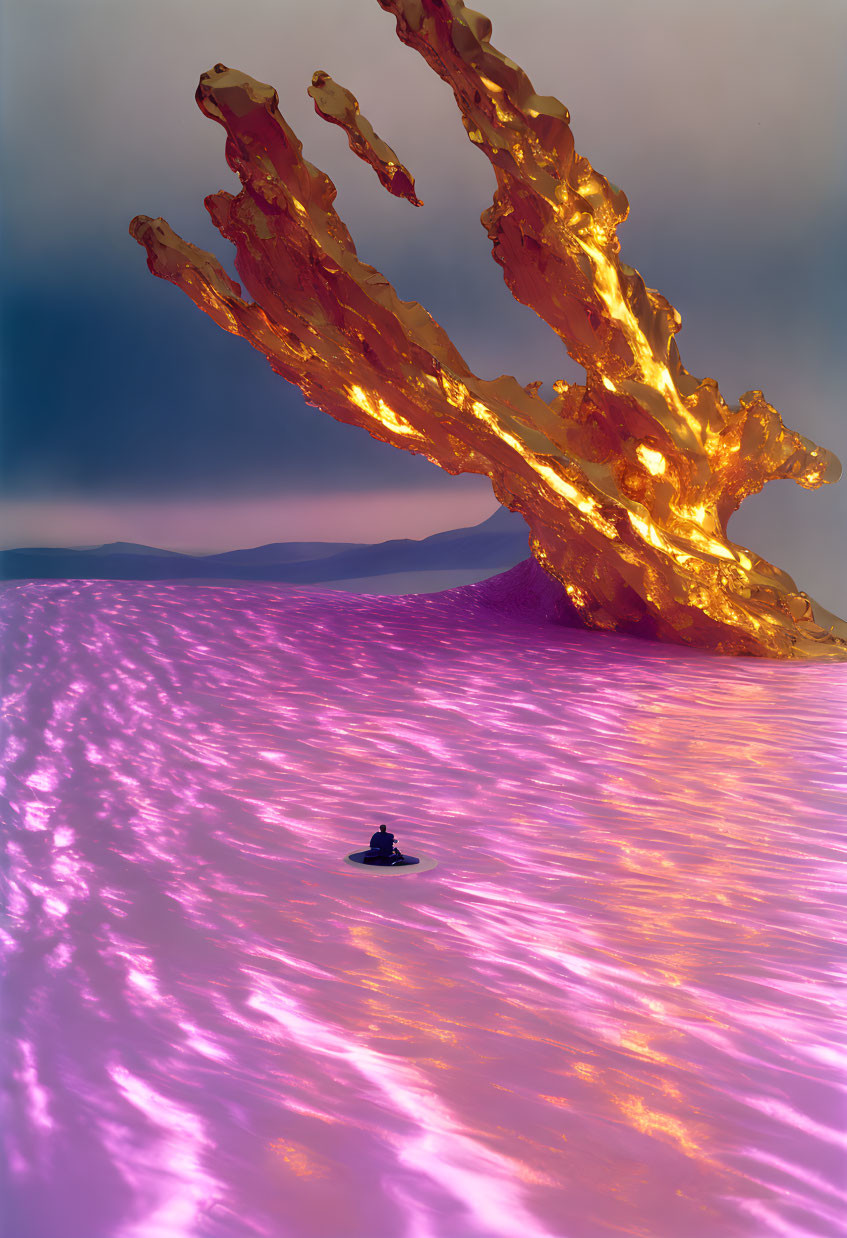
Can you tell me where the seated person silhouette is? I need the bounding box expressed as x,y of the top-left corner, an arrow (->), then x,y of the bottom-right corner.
364,823 -> 404,864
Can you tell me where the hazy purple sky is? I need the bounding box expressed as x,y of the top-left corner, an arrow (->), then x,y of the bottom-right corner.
2,0 -> 845,604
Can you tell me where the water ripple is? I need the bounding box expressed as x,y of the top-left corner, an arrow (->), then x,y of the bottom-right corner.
2,579 -> 846,1238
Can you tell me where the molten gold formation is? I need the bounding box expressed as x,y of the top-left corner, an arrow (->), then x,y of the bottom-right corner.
308,70 -> 422,207
130,0 -> 846,659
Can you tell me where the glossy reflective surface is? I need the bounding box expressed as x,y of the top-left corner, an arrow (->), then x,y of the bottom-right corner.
131,0 -> 847,658
3,579 -> 846,1237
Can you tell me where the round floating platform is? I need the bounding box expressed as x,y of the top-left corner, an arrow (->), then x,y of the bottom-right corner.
344,850 -> 438,875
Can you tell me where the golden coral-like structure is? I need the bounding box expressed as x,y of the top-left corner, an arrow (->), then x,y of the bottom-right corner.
130,0 -> 846,659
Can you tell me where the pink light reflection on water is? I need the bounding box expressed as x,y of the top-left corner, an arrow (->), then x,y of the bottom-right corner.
2,576 -> 846,1238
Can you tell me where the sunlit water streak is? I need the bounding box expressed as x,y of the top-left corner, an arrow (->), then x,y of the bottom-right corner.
2,578 -> 846,1238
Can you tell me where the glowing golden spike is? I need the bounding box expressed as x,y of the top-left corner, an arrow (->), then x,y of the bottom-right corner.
308,70 -> 422,206
130,9 -> 846,660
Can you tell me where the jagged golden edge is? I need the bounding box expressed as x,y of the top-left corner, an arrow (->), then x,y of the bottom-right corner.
309,70 -> 422,206
129,4 -> 846,660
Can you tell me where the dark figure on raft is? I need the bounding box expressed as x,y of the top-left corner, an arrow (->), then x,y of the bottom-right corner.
364,823 -> 404,865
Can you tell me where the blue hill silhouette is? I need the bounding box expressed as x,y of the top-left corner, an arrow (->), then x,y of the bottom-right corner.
1,507 -> 530,584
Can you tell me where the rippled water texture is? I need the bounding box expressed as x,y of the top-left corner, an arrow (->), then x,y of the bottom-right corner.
3,578 -> 847,1238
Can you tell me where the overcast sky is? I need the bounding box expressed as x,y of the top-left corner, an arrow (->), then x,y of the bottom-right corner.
1,0 -> 845,605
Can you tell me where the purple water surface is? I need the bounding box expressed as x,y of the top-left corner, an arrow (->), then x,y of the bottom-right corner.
2,576 -> 846,1238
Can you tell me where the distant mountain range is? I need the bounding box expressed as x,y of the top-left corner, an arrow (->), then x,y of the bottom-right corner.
1,507 -> 531,584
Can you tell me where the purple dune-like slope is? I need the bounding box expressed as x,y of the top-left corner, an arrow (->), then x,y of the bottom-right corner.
3,569 -> 847,1238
